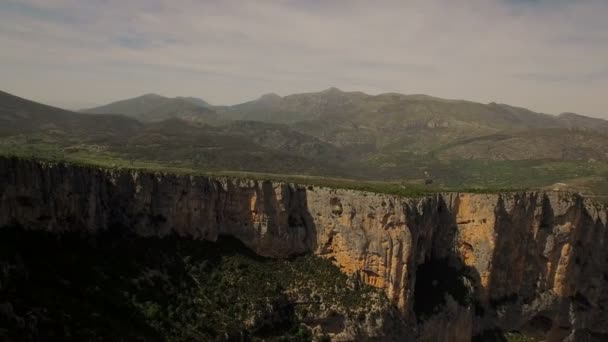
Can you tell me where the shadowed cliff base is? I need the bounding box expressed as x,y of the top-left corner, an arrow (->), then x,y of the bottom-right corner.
408,195 -> 481,342
0,226 -> 401,341
413,258 -> 472,320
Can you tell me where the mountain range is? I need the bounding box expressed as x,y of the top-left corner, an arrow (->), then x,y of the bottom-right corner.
1,88 -> 607,195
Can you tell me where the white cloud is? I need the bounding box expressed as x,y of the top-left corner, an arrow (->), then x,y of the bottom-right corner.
0,0 -> 606,117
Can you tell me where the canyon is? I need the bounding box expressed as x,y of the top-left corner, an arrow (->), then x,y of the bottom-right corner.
1,156 -> 607,341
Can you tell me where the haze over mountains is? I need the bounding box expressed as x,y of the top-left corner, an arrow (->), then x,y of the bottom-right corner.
82,87 -> 608,133
81,93 -> 216,123
81,87 -> 608,160
1,88 -> 608,194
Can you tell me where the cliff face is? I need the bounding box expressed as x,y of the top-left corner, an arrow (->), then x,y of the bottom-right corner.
1,157 -> 607,341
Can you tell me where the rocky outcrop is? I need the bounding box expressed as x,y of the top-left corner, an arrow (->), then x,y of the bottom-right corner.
1,157 -> 607,341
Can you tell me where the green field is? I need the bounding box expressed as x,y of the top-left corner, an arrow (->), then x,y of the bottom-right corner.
2,140 -> 607,200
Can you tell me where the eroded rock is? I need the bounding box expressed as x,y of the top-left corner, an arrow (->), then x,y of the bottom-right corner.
1,157 -> 607,341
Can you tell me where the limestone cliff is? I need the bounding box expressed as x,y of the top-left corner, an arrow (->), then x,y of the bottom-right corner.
1,157 -> 607,341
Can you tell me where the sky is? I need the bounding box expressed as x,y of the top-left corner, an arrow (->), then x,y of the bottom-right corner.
0,0 -> 607,118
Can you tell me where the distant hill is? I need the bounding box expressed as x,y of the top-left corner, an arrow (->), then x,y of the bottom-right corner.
175,96 -> 211,108
0,90 -> 345,176
81,94 -> 218,123
221,87 -> 559,127
106,118 -> 344,175
0,90 -> 141,139
219,88 -> 607,152
219,87 -> 368,123
88,89 -> 608,151
557,112 -> 608,134
219,120 -> 345,161
435,128 -> 608,161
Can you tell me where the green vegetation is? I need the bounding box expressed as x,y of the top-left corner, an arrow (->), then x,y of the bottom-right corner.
0,145 -> 522,198
369,152 -> 608,190
504,332 -> 541,342
0,226 -> 386,341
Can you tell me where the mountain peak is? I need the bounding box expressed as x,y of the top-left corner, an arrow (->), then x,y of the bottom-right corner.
320,87 -> 343,94
258,93 -> 282,102
175,96 -> 211,108
138,93 -> 165,99
79,92 -> 217,122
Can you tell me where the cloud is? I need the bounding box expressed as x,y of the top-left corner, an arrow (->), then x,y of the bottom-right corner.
516,70 -> 608,84
0,0 -> 606,118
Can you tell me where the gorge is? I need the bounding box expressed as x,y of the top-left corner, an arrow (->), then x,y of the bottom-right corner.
1,156 -> 607,341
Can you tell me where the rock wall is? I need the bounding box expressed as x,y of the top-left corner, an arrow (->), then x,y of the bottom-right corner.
1,157 -> 607,341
